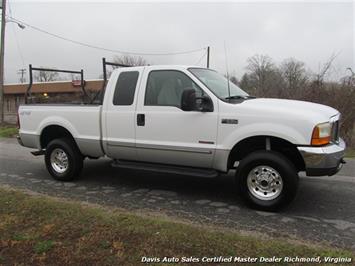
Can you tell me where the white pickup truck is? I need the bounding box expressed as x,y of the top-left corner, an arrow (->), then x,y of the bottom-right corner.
17,65 -> 346,210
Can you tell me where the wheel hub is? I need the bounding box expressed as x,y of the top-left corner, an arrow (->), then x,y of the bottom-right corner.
247,165 -> 283,201
50,148 -> 69,174
260,180 -> 268,187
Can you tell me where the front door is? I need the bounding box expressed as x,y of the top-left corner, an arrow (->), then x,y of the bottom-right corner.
135,69 -> 218,168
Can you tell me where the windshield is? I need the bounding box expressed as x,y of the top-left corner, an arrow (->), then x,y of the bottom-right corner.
188,68 -> 249,99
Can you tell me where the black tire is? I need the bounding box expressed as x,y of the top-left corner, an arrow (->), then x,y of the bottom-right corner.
235,150 -> 298,211
44,138 -> 83,181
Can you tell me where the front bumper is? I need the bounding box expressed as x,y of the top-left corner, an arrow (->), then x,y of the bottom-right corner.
297,138 -> 346,176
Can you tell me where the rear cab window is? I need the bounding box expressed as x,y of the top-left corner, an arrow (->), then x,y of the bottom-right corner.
113,71 -> 139,105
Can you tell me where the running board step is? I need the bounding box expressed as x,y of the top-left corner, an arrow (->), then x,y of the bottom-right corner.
31,150 -> 45,156
111,160 -> 218,178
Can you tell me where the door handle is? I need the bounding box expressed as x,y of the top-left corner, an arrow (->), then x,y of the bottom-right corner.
137,114 -> 145,126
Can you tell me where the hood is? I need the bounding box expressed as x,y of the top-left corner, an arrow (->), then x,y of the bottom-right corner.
239,98 -> 339,123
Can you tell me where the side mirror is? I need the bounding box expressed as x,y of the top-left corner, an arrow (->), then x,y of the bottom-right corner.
197,95 -> 214,112
181,88 -> 197,111
181,88 -> 213,112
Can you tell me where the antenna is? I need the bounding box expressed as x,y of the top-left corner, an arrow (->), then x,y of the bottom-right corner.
224,41 -> 231,99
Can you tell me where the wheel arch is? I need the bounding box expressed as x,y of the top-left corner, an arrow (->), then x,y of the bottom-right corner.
40,124 -> 78,150
227,135 -> 305,172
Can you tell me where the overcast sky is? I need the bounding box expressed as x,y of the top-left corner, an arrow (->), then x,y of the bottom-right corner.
3,0 -> 354,84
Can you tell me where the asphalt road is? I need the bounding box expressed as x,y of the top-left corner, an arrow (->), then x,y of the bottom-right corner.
1,138 -> 355,250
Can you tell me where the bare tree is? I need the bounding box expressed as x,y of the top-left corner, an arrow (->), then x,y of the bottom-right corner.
229,75 -> 239,85
240,54 -> 355,147
280,58 -> 308,98
341,68 -> 355,87
113,55 -> 148,67
239,73 -> 252,90
34,68 -> 60,82
314,53 -> 338,86
70,73 -> 81,81
247,54 -> 274,83
224,73 -> 239,85
245,54 -> 284,97
98,55 -> 149,79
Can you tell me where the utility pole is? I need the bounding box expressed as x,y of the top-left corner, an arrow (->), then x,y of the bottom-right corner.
206,46 -> 210,68
17,68 -> 26,83
0,0 -> 6,123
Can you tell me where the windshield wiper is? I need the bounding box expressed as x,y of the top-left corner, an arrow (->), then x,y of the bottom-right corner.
225,95 -> 256,100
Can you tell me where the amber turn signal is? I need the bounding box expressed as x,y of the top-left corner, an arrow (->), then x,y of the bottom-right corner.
311,122 -> 331,146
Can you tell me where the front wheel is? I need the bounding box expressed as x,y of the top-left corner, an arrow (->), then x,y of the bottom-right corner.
45,138 -> 83,181
236,151 -> 298,211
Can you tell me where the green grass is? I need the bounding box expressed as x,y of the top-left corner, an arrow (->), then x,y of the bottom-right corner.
34,240 -> 55,254
0,187 -> 353,265
345,148 -> 355,158
0,125 -> 18,138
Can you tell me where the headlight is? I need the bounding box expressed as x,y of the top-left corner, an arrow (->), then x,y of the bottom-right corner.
311,122 -> 331,146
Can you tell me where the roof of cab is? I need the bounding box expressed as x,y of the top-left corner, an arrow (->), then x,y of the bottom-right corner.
113,65 -> 207,72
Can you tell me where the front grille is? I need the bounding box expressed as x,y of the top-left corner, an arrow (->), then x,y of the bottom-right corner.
331,120 -> 339,143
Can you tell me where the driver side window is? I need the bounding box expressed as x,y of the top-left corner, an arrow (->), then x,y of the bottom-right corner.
145,70 -> 203,109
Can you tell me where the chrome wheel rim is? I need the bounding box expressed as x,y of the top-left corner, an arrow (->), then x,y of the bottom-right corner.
247,165 -> 283,201
50,148 -> 69,174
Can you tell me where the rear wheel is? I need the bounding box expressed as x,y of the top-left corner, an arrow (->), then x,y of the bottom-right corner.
236,150 -> 298,211
45,138 -> 83,181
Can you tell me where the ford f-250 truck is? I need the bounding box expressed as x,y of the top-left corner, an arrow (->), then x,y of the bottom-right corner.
17,65 -> 346,210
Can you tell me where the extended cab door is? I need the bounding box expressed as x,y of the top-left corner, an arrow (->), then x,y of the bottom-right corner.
102,68 -> 143,160
135,68 -> 218,168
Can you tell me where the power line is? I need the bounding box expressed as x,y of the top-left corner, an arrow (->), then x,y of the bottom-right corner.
7,0 -> 25,67
8,16 -> 207,56
194,50 -> 207,66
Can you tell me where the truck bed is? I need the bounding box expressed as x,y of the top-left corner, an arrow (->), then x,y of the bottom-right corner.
18,104 -> 104,157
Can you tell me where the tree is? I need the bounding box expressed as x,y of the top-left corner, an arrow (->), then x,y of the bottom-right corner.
229,76 -> 239,86
314,53 -> 337,86
341,68 -> 355,87
239,73 -> 255,94
245,54 -> 284,97
280,58 -> 308,98
113,55 -> 148,67
99,55 -> 149,79
224,73 -> 239,85
34,68 -> 60,82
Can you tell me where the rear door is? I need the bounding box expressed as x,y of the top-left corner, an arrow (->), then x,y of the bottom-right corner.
135,68 -> 218,168
103,68 -> 143,160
